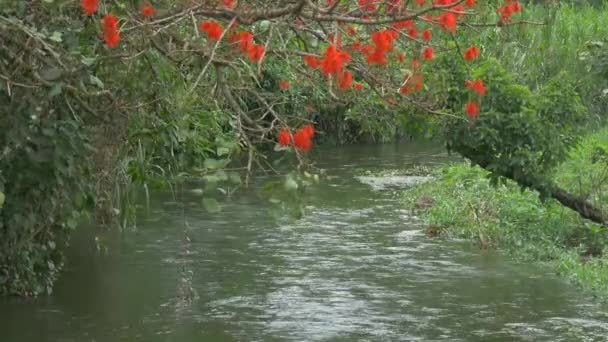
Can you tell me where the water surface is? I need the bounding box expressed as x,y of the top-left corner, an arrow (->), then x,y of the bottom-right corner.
1,143 -> 608,341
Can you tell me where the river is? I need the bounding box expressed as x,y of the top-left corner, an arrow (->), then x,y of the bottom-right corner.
1,143 -> 608,341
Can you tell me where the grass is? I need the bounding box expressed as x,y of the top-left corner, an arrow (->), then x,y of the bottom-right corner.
404,128 -> 608,299
480,3 -> 608,84
475,2 -> 608,117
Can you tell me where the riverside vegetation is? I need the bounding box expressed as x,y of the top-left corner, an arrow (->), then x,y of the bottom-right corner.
405,128 -> 608,299
2,0 -> 608,297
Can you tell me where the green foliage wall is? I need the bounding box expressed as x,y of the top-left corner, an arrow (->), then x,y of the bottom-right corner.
444,59 -> 586,197
0,18 -> 95,294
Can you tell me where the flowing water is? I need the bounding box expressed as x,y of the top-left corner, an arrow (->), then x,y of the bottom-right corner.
2,143 -> 608,341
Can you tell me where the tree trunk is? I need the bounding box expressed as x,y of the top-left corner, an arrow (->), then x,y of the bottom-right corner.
550,187 -> 608,225
466,155 -> 608,227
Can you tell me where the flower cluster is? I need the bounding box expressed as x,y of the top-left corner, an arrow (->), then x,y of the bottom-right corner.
464,45 -> 480,60
223,0 -> 235,9
80,0 -> 98,16
366,30 -> 398,65
102,14 -> 120,49
465,79 -> 487,118
77,0 -> 524,133
498,0 -> 523,22
278,125 -> 315,152
141,2 -> 155,18
198,23 -> 265,62
320,45 -> 352,75
400,72 -> 424,95
199,21 -> 224,41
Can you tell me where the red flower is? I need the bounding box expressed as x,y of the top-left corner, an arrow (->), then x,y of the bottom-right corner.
141,2 -> 155,18
223,0 -> 235,9
370,30 -> 397,51
408,28 -> 418,39
400,85 -> 412,95
358,0 -> 377,12
422,29 -> 432,41
279,80 -> 290,90
320,45 -> 351,75
465,0 -> 476,7
102,14 -> 120,48
464,45 -> 479,60
229,31 -> 253,52
360,44 -> 374,55
354,83 -> 364,91
80,0 -> 98,16
366,30 -> 398,66
278,129 -> 292,146
345,26 -> 357,36
386,0 -> 401,13
497,1 -> 522,22
247,44 -> 265,62
397,52 -> 405,62
304,55 -> 320,69
465,101 -> 479,118
439,12 -> 457,32
367,50 -> 387,65
452,4 -> 466,17
301,124 -> 315,138
411,58 -> 420,70
337,70 -> 353,90
199,21 -> 224,41
512,1 -> 522,12
294,126 -> 314,152
393,20 -> 414,31
423,47 -> 434,60
465,79 -> 487,96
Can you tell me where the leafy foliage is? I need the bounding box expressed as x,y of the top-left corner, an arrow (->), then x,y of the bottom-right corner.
444,59 -> 586,197
0,15 -> 97,294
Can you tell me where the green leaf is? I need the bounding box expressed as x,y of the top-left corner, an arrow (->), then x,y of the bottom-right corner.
214,170 -> 228,181
49,83 -> 63,97
204,158 -> 228,170
81,57 -> 96,66
0,191 -> 5,209
204,174 -> 221,183
49,31 -> 62,42
284,176 -> 298,191
40,68 -> 63,81
89,75 -> 104,89
66,217 -> 77,229
217,146 -> 231,156
228,172 -> 241,185
202,198 -> 221,213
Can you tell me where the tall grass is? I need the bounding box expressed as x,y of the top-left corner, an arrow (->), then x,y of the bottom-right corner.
475,3 -> 608,111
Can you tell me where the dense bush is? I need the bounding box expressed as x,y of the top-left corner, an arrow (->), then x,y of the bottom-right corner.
0,14 -> 98,295
442,59 -> 586,197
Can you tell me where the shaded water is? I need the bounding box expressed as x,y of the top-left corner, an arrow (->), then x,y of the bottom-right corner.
2,143 -> 608,341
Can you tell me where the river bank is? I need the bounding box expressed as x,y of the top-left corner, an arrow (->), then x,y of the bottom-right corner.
404,128 -> 608,300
